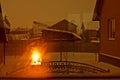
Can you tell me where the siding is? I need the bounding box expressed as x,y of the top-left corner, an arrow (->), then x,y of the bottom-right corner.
100,0 -> 120,57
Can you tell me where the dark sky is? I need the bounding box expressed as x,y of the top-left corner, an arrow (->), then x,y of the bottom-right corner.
1,0 -> 96,28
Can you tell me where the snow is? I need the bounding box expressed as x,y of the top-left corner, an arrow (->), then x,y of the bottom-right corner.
0,52 -> 120,77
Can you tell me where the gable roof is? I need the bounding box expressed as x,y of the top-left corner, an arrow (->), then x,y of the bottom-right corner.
93,0 -> 104,21
49,19 -> 77,31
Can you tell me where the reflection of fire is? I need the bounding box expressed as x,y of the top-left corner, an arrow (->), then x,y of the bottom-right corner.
31,49 -> 42,65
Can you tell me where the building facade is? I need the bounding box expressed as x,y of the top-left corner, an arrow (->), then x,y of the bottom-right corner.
93,0 -> 120,67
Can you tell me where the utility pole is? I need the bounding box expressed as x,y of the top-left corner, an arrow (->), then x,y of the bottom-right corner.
3,42 -> 6,64
0,3 -> 7,65
60,41 -> 62,61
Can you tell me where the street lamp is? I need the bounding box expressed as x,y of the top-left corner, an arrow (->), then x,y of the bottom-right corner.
31,49 -> 42,65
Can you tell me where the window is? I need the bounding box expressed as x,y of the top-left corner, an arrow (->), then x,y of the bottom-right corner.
108,18 -> 115,40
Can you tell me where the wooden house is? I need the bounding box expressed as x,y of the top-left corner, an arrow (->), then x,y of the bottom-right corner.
93,0 -> 120,67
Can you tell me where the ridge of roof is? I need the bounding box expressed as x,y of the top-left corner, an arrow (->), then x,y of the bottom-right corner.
49,19 -> 77,28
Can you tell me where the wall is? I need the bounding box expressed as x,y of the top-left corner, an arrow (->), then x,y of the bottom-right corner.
100,0 -> 120,57
99,0 -> 120,66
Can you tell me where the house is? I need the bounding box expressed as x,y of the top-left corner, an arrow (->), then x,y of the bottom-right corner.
31,21 -> 49,38
0,4 -> 7,64
93,0 -> 120,67
49,19 -> 77,33
80,21 -> 100,42
7,28 -> 30,40
41,29 -> 81,52
81,29 -> 99,42
79,21 -> 100,53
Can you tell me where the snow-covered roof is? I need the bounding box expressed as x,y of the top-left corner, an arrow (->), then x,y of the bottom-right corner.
84,21 -> 99,30
42,28 -> 81,40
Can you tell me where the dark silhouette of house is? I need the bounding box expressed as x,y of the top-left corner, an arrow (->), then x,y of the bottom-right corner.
7,28 -> 30,40
80,29 -> 99,42
30,21 -> 49,38
42,29 -> 81,41
41,29 -> 81,52
93,0 -> 120,67
49,19 -> 77,33
0,4 -> 7,64
42,29 -> 99,53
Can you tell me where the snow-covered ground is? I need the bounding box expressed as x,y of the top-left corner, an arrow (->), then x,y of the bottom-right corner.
0,52 -> 120,77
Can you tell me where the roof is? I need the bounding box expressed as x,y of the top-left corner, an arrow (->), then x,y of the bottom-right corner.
49,19 -> 77,31
4,15 -> 11,27
85,21 -> 99,30
42,29 -> 81,41
33,21 -> 49,27
10,28 -> 30,34
10,30 -> 29,34
92,0 -> 104,21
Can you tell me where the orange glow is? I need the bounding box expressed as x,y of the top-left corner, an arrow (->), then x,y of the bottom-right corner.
31,49 -> 42,65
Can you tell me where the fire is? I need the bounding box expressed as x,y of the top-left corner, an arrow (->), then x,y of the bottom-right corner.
31,49 -> 42,65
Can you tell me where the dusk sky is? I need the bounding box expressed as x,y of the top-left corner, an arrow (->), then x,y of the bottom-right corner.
0,0 -> 96,28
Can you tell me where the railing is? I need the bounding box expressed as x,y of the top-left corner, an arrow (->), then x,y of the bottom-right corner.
41,61 -> 110,74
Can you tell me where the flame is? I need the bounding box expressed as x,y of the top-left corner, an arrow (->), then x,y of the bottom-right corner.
31,49 -> 42,65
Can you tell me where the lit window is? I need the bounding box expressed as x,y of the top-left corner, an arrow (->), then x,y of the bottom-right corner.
108,18 -> 115,40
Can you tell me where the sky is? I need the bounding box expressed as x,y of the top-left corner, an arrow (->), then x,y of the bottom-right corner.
0,0 -> 97,29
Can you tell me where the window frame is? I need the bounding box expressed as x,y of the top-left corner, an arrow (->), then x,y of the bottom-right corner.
108,18 -> 115,40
